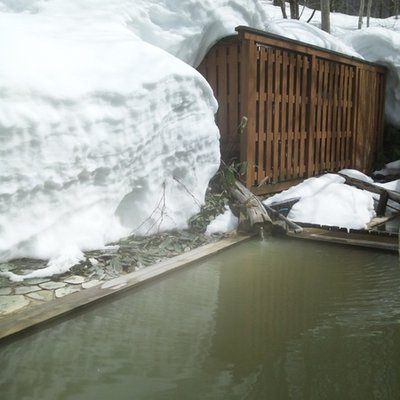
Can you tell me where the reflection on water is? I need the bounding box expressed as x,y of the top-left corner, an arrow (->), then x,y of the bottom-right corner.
1,238 -> 400,400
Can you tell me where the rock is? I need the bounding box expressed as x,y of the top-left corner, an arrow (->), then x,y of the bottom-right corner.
63,275 -> 85,285
88,258 -> 99,266
81,279 -> 101,289
55,287 -> 80,298
24,278 -> 50,285
0,287 -> 12,295
0,295 -> 30,315
27,290 -> 54,302
15,285 -> 41,295
39,281 -> 66,290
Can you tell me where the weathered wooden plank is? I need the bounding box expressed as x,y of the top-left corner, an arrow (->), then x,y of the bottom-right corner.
280,51 -> 289,180
273,49 -> 281,182
300,55 -> 309,176
238,27 -> 387,73
287,227 -> 398,252
319,58 -> 329,171
266,49 -> 273,181
241,38 -> 258,188
286,53 -> 295,179
227,43 -> 240,157
307,55 -> 317,176
257,46 -> 266,184
217,46 -> 229,152
332,63 -> 340,169
338,64 -> 345,166
293,54 -> 301,178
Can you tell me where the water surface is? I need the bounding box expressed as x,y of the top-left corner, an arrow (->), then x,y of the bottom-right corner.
1,238 -> 400,400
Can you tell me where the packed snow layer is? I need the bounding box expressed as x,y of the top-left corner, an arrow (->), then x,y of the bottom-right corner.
0,13 -> 220,268
268,19 -> 361,58
0,0 -> 270,67
263,173 -> 376,230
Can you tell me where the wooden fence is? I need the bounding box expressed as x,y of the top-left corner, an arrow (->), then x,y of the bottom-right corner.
198,26 -> 387,194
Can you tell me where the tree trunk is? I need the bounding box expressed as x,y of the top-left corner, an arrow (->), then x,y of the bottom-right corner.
289,0 -> 300,19
358,0 -> 365,29
367,0 -> 372,26
320,0 -> 331,33
274,0 -> 288,18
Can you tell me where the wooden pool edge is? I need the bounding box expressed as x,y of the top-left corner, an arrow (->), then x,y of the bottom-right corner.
0,235 -> 253,342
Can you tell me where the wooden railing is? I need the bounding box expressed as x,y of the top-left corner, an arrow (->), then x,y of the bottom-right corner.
198,26 -> 386,193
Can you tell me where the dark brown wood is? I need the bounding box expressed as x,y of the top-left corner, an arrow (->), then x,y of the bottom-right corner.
197,26 -> 387,194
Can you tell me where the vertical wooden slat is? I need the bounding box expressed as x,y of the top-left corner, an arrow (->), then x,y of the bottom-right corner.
273,49 -> 281,183
280,51 -> 289,180
217,46 -> 228,155
331,63 -> 339,169
338,64 -> 348,168
266,48 -> 273,181
316,59 -> 324,171
293,54 -> 301,178
241,38 -> 258,188
323,60 -> 331,170
286,53 -> 295,179
307,55 -> 317,176
327,61 -> 335,170
257,46 -> 266,184
300,55 -> 309,177
353,67 -> 363,169
227,43 -> 240,158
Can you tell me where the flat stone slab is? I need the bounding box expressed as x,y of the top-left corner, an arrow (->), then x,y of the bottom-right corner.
0,288 -> 12,296
81,279 -> 101,289
27,290 -> 54,302
0,295 -> 30,315
15,285 -> 41,295
63,275 -> 85,285
24,278 -> 50,285
39,281 -> 66,290
55,287 -> 81,299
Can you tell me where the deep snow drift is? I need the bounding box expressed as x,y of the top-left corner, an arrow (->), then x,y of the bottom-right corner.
0,0 -> 271,278
2,0 -> 400,279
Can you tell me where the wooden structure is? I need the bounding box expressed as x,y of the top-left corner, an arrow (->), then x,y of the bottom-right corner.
198,26 -> 387,194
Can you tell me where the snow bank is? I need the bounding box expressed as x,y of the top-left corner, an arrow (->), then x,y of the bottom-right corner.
0,0 -> 270,67
342,28 -> 400,127
264,173 -> 376,230
0,0 -> 271,277
0,10 -> 220,271
205,206 -> 238,235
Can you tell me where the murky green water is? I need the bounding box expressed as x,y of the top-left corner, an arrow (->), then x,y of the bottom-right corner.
1,238 -> 400,400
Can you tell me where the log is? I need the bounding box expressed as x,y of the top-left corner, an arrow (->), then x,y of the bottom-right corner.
230,180 -> 272,228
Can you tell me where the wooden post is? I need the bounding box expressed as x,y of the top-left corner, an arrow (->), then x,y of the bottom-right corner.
240,36 -> 257,189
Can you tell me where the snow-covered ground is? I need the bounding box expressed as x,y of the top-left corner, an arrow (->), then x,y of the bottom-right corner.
2,0 -> 400,279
